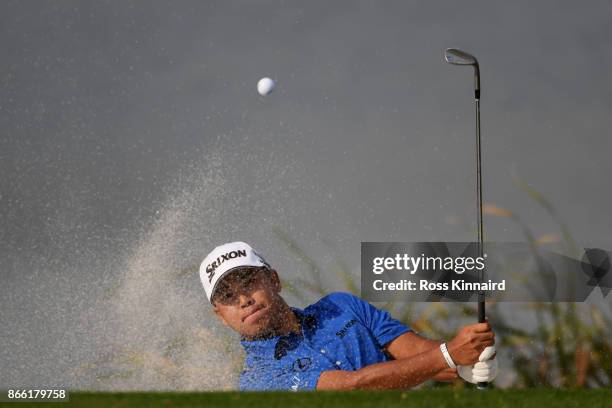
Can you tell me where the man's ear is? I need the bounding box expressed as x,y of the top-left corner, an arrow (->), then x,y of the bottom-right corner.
213,305 -> 230,328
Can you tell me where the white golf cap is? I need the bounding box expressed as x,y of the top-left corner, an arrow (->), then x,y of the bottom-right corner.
200,241 -> 271,302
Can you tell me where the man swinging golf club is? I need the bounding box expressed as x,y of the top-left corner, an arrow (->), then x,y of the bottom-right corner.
200,241 -> 498,391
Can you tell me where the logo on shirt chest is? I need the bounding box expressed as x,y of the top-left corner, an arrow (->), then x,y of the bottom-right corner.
292,357 -> 312,372
336,318 -> 358,338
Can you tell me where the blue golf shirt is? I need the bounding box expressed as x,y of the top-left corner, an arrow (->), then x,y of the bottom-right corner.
239,291 -> 411,391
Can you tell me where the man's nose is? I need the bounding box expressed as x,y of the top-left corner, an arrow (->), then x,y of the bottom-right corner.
238,292 -> 254,307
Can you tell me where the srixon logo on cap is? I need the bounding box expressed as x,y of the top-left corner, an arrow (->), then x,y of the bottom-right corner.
206,249 -> 247,283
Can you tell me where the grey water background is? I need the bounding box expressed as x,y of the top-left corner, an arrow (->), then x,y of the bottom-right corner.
1,0 -> 611,389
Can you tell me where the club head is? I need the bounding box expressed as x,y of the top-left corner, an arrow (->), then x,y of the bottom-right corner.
444,48 -> 478,66
444,48 -> 481,95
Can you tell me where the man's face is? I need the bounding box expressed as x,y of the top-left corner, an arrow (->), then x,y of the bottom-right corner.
212,268 -> 283,338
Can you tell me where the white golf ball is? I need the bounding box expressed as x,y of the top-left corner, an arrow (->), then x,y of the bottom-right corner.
257,77 -> 275,96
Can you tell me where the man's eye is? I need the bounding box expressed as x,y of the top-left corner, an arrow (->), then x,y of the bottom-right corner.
215,291 -> 233,303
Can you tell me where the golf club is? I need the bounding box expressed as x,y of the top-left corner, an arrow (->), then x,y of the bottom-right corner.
444,48 -> 488,390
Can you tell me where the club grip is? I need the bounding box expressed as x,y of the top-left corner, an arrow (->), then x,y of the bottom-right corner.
477,299 -> 488,389
477,298 -> 486,323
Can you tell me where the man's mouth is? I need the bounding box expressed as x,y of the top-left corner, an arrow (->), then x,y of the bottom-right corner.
242,304 -> 265,323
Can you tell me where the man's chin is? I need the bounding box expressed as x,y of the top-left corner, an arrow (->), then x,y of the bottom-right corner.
242,320 -> 275,339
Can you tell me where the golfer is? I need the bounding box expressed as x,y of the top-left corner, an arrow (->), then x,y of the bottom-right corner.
200,242 -> 498,391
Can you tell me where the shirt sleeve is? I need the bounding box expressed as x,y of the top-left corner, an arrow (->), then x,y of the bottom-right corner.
325,292 -> 411,347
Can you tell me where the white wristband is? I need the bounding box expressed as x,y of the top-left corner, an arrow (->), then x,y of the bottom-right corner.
440,342 -> 456,369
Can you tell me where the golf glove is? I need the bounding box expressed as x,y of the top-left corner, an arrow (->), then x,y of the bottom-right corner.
457,346 -> 498,384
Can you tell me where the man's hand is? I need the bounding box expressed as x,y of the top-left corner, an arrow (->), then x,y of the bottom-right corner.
446,321 -> 495,366
433,367 -> 459,382
458,346 -> 498,384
